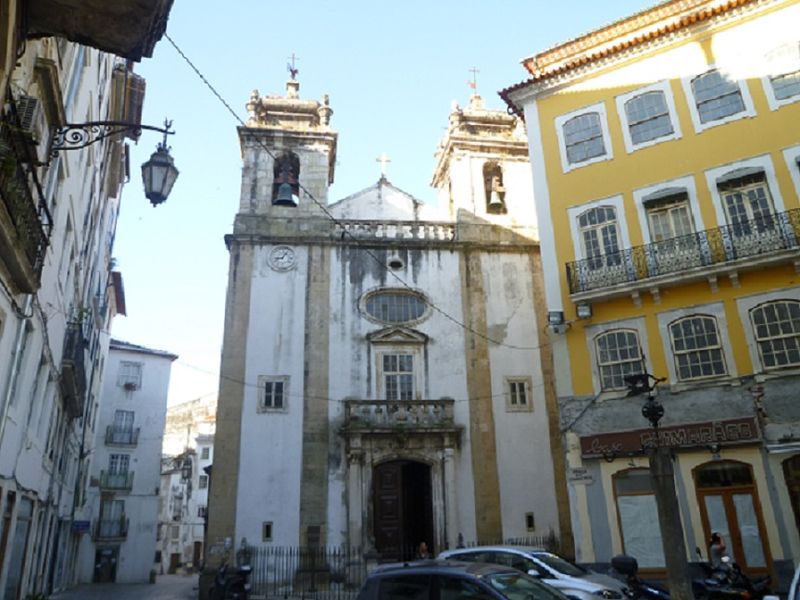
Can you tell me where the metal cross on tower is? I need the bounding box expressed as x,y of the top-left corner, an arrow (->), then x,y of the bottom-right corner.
376,153 -> 391,179
287,53 -> 300,80
468,66 -> 480,92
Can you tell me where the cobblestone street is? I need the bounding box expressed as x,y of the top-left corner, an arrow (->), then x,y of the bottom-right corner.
51,573 -> 197,600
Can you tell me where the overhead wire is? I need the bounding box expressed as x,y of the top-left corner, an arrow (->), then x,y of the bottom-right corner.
164,34 -> 552,355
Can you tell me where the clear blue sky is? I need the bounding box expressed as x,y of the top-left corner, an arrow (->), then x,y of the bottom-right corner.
111,0 -> 656,406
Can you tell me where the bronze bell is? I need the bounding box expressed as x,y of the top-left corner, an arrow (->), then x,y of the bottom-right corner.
274,182 -> 297,206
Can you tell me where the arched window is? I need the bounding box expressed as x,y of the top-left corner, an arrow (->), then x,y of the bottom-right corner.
483,162 -> 506,214
595,329 -> 644,390
750,300 -> 800,368
690,70 -> 745,123
563,112 -> 605,164
668,315 -> 727,380
272,152 -> 300,206
613,469 -> 664,568
716,169 -> 775,237
624,91 -> 673,144
578,206 -> 621,269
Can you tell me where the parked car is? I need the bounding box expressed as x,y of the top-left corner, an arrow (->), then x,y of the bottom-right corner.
438,546 -> 631,600
357,560 -> 570,600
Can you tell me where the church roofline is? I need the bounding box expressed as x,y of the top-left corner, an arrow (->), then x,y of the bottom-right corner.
328,177 -> 424,210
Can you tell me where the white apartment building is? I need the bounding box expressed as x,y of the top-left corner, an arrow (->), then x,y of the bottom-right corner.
78,339 -> 177,583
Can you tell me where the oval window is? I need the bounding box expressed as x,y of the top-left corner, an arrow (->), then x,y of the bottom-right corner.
364,291 -> 427,324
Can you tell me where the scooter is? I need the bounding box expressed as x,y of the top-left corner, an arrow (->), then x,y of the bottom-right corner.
209,561 -> 252,600
610,555 -> 670,600
692,548 -> 771,600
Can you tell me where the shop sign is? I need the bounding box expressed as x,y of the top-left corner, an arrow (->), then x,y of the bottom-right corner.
568,467 -> 594,484
579,416 -> 760,458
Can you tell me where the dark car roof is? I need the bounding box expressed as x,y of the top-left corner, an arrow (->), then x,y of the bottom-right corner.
370,560 -> 522,578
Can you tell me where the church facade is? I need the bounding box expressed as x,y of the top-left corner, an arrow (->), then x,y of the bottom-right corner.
207,79 -> 571,559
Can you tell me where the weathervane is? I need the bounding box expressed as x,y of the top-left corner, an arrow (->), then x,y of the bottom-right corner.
467,66 -> 480,92
287,52 -> 299,80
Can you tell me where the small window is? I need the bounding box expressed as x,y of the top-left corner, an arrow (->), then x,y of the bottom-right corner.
200,447 -> 210,460
198,506 -> 207,518
750,300 -> 800,369
383,354 -> 414,401
624,91 -> 673,145
765,42 -> 800,103
364,290 -> 427,324
595,330 -> 645,390
198,475 -> 208,489
690,70 -> 745,124
669,315 -> 727,380
117,361 -> 142,389
258,376 -> 289,412
506,378 -> 532,411
263,521 -> 273,542
525,512 -> 535,532
563,112 -> 606,164
171,525 -> 179,540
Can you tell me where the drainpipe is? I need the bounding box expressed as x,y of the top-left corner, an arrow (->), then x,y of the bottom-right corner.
0,295 -> 34,451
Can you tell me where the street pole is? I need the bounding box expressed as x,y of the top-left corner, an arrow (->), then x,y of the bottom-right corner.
628,375 -> 694,600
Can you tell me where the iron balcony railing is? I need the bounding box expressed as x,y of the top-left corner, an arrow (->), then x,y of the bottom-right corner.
105,426 -> 140,446
99,470 -> 134,491
0,100 -> 53,292
566,208 -> 800,295
60,321 -> 87,419
94,517 -> 129,540
342,399 -> 456,431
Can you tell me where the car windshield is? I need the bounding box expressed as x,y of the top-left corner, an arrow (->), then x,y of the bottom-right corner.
485,572 -> 567,600
532,553 -> 588,577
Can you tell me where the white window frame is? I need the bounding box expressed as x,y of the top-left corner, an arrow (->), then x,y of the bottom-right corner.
568,195 -> 630,261
681,66 -> 756,132
737,288 -> 800,376
200,447 -> 210,460
749,300 -> 800,370
634,176 -> 703,244
668,315 -> 728,382
554,102 -> 613,173
657,303 -> 736,385
616,81 -> 682,153
257,376 -> 289,413
585,317 -> 650,396
198,475 -> 209,489
117,361 -> 142,389
761,42 -> 800,111
705,155 -> 786,227
376,350 -> 416,401
783,145 -> 800,201
505,377 -> 533,412
594,329 -> 646,391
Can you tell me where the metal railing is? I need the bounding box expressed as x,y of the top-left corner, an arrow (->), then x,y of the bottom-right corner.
0,94 -> 53,291
99,470 -> 134,491
94,517 -> 129,540
60,321 -> 87,419
333,220 -> 455,242
566,208 -> 800,294
104,426 -> 140,446
343,399 -> 456,429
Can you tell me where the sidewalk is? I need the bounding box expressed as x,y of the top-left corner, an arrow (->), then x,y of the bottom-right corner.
51,573 -> 197,599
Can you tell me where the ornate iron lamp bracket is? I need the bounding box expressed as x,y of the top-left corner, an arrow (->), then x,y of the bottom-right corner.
50,119 -> 175,157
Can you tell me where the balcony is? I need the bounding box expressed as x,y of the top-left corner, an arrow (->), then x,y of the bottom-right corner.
341,399 -> 461,435
94,517 -> 129,540
60,322 -> 87,419
105,426 -> 140,446
566,208 -> 800,302
99,471 -> 134,491
0,108 -> 53,294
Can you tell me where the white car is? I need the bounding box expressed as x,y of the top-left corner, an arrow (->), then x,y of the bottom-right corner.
438,546 -> 632,600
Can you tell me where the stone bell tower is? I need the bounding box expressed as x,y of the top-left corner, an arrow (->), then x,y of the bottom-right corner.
237,78 -> 337,215
431,93 -> 537,237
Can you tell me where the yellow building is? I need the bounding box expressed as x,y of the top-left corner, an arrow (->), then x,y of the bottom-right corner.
502,0 -> 800,590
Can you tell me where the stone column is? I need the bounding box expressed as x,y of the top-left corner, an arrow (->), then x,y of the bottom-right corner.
442,446 -> 458,550
347,447 -> 364,550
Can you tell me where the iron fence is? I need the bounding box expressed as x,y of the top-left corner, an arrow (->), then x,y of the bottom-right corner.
246,535 -> 560,600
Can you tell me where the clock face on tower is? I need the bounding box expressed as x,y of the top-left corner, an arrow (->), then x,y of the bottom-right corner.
268,245 -> 296,271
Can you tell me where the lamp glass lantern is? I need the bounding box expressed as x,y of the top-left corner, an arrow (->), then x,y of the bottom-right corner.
141,142 -> 179,206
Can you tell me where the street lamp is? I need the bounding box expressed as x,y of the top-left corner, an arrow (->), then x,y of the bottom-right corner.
625,373 -> 694,600
50,118 -> 178,206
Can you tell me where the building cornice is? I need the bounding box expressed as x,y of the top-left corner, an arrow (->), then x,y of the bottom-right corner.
501,0 -> 780,110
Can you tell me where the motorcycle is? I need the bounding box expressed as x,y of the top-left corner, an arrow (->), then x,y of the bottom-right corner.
209,561 -> 252,600
692,547 -> 771,600
610,555 -> 670,600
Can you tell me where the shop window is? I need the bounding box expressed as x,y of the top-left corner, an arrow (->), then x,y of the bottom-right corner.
613,469 -> 664,568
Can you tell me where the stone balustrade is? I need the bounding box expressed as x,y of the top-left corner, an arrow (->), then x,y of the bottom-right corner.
334,220 -> 455,242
